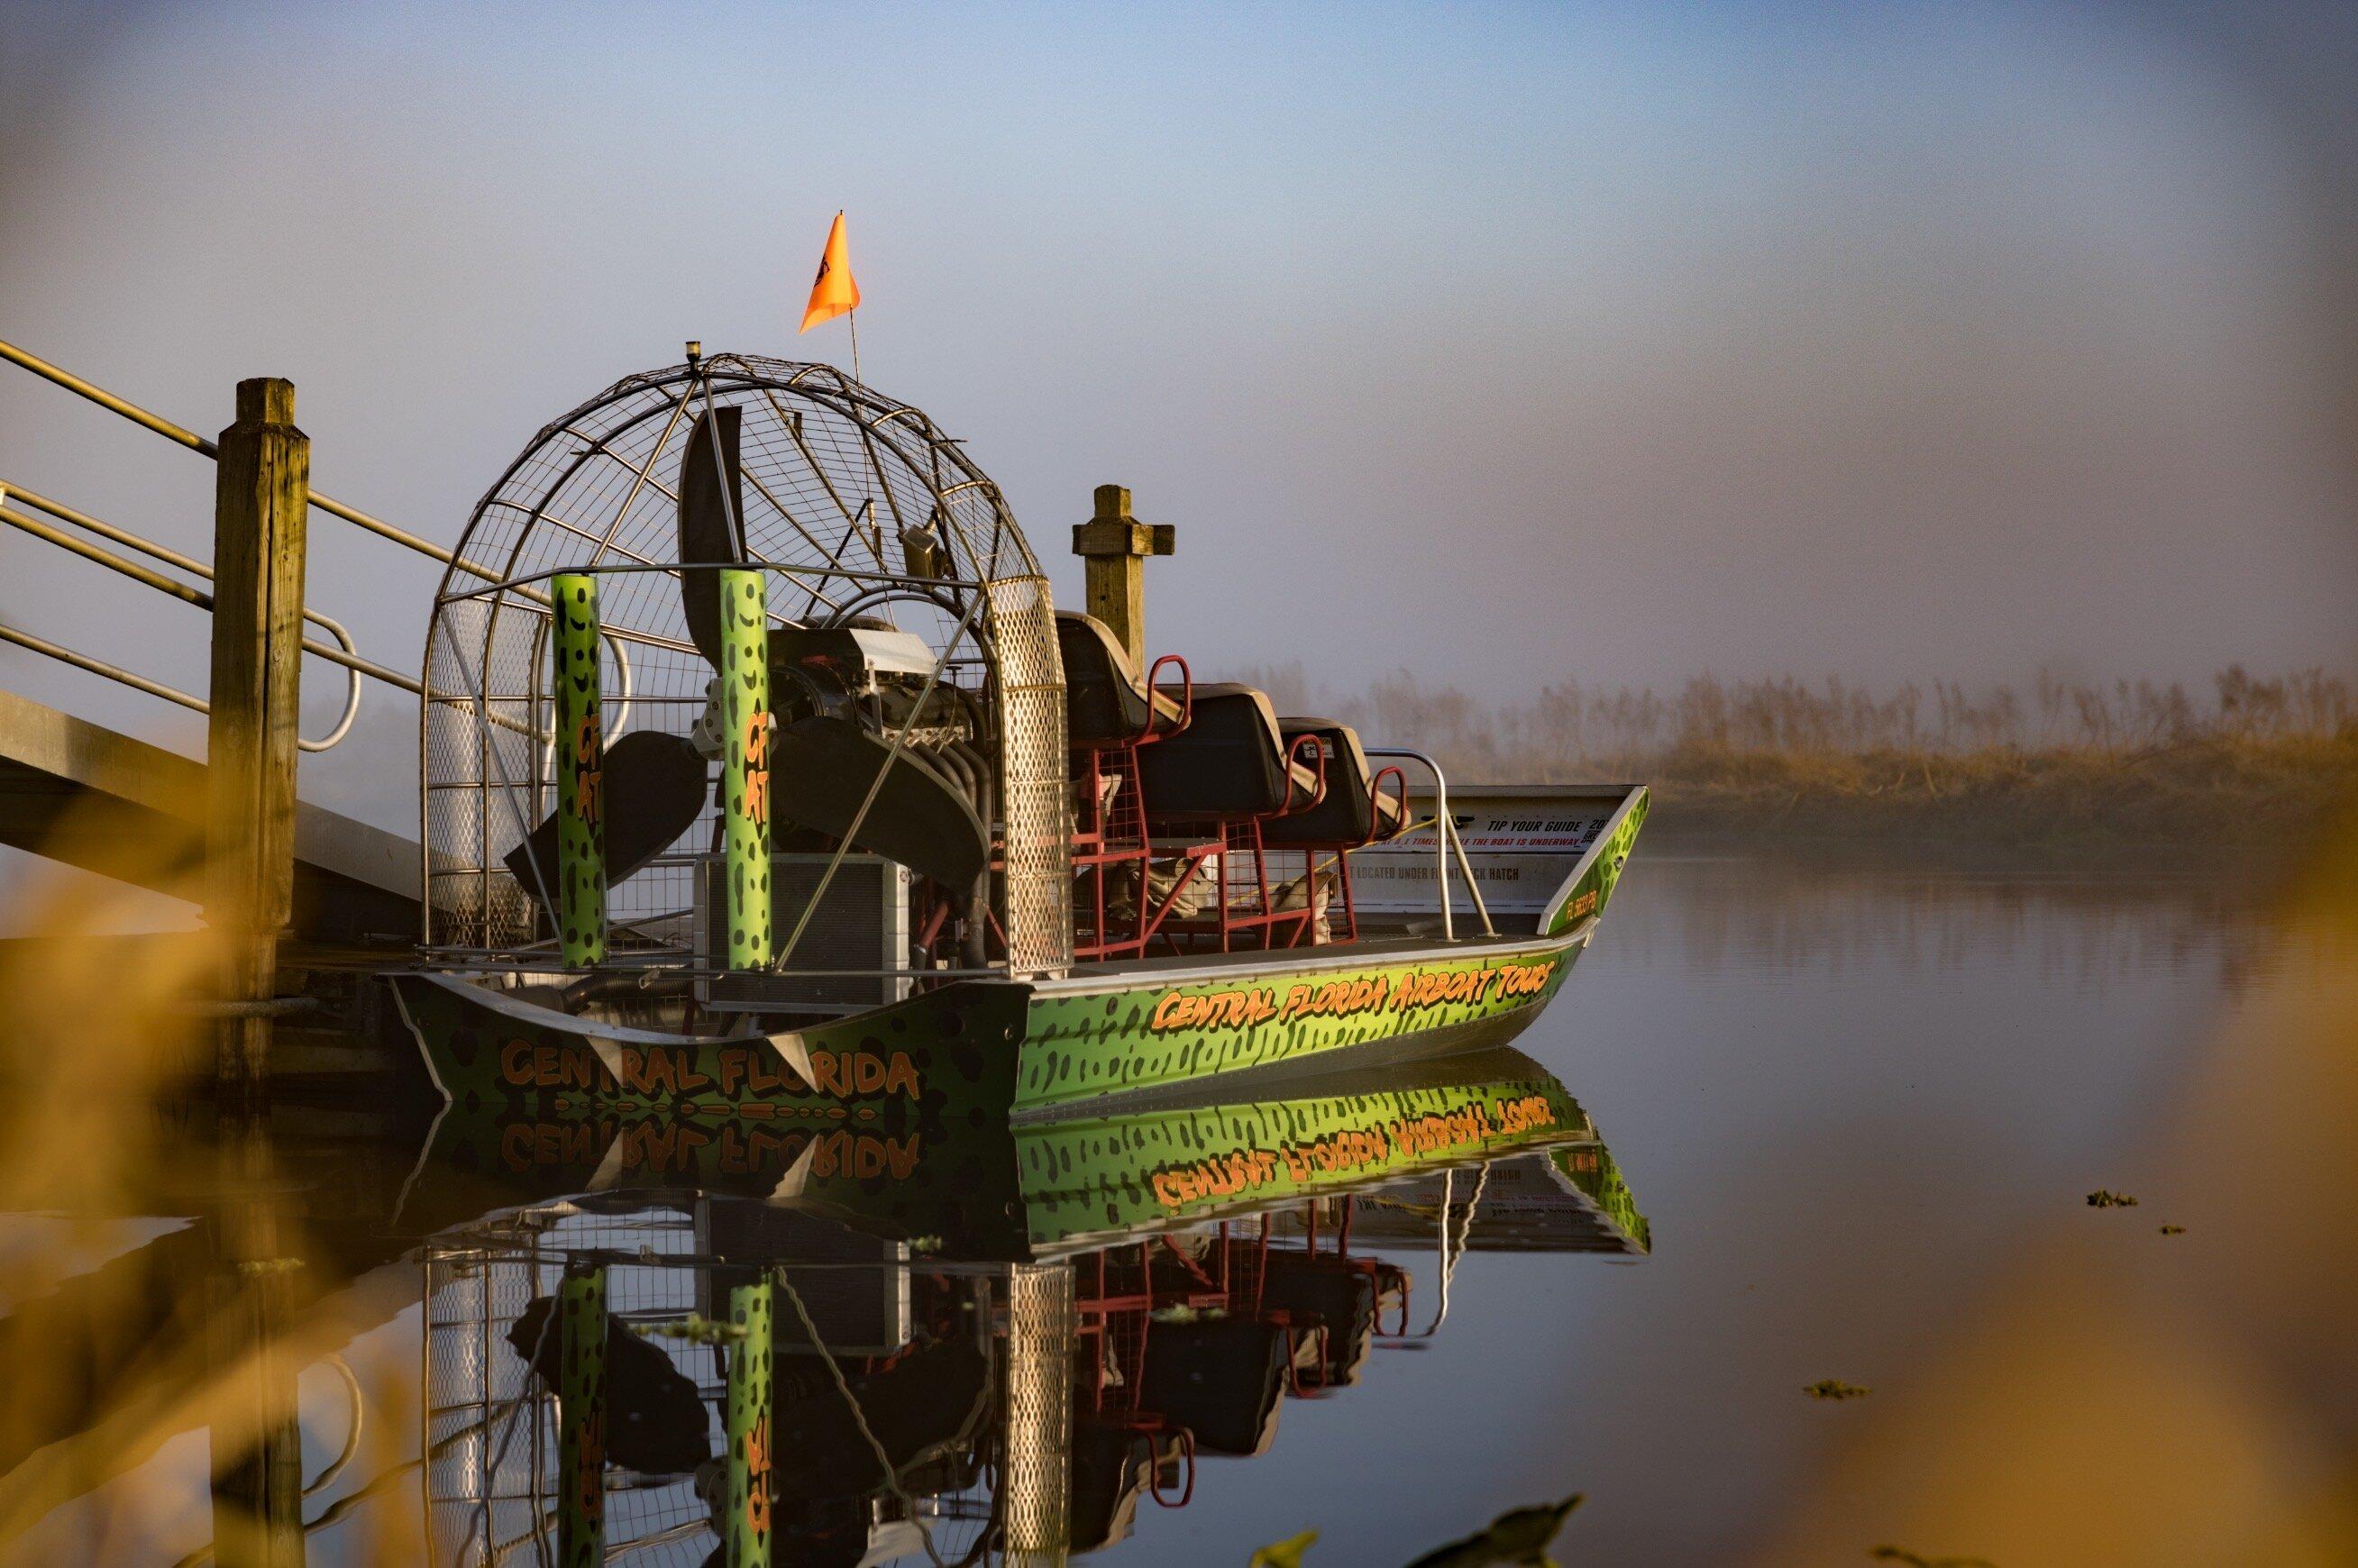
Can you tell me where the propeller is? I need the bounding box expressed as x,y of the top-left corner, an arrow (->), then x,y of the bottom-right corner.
678,402 -> 746,667
507,397 -> 997,960
506,402 -> 745,922
503,728 -> 708,907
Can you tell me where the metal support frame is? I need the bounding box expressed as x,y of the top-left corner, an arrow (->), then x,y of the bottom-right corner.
1361,746 -> 1495,939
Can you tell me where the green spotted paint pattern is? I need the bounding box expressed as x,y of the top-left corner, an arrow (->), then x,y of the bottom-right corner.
1014,1071 -> 1589,1244
1015,941 -> 1580,1113
724,1279 -> 773,1566
719,568 -> 771,969
552,573 -> 606,967
557,1268 -> 608,1567
1546,786 -> 1649,935
1553,1140 -> 1651,1252
406,1054 -> 1641,1262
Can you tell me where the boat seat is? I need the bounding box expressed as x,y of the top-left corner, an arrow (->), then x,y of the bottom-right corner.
1135,683 -> 1321,822
1054,611 -> 1186,747
1259,1250 -> 1379,1387
1067,1424 -> 1155,1552
1137,1317 -> 1289,1456
1260,718 -> 1409,848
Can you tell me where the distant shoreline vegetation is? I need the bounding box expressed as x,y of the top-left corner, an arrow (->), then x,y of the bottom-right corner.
1229,664 -> 2358,849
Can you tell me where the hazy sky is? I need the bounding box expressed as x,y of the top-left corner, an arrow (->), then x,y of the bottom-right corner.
2,1 -> 2353,829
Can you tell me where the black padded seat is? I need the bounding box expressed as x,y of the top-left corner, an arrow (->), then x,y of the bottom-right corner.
1258,1251 -> 1378,1387
1135,683 -> 1320,821
1261,718 -> 1408,847
1137,1317 -> 1289,1456
1067,1424 -> 1154,1552
1054,611 -> 1184,746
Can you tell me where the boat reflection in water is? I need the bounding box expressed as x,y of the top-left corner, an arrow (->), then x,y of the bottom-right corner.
398,1046 -> 1646,1564
0,1048 -> 1641,1564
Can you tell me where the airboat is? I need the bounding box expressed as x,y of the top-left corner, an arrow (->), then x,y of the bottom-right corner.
394,349 -> 1647,1120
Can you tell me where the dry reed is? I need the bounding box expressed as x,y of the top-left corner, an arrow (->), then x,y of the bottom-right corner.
1230,663 -> 2358,844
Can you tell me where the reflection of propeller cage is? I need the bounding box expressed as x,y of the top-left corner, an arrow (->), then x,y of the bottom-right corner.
421,1204 -> 1001,1567
421,353 -> 1071,972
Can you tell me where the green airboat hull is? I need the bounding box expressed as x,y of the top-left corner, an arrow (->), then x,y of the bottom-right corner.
393,929 -> 1588,1124
391,788 -> 1645,1124
396,1045 -> 1638,1260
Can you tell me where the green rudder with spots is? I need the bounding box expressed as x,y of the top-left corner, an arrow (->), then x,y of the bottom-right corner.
553,572 -> 605,966
725,1279 -> 774,1565
719,568 -> 772,968
557,1266 -> 608,1566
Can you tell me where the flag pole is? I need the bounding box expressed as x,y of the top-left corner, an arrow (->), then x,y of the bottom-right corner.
847,307 -> 861,384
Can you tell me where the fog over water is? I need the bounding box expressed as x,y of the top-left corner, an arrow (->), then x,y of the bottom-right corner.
1,2 -> 2353,834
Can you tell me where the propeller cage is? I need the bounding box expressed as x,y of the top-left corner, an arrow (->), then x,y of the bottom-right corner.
420,353 -> 1073,976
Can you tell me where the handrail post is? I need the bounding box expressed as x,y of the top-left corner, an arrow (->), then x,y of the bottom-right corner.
205,378 -> 309,1104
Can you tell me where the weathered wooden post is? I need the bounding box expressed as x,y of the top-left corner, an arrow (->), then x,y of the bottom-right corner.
207,1125 -> 306,1568
1071,484 -> 1174,670
206,378 -> 309,1103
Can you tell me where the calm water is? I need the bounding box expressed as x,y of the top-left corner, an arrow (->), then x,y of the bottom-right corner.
0,849 -> 2325,1565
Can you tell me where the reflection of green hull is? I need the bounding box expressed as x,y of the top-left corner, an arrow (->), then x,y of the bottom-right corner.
393,928 -> 1590,1124
1553,1143 -> 1650,1253
1015,1068 -> 1586,1250
399,1049 -> 1620,1261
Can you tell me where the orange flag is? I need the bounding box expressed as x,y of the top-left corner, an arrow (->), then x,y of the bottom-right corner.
799,211 -> 861,333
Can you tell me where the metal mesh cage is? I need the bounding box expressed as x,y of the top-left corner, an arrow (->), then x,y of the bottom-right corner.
1001,1263 -> 1076,1563
419,353 -> 1067,971
424,1204 -> 722,1567
988,576 -> 1074,975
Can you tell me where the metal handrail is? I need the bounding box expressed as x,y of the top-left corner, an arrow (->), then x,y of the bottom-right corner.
0,623 -> 207,715
0,492 -> 416,696
0,492 -> 386,750
1360,746 -> 1495,938
0,335 -> 515,586
0,479 -> 411,736
0,336 -> 635,748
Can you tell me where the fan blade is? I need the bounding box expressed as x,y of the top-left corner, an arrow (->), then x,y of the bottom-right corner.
504,730 -> 708,910
679,403 -> 746,667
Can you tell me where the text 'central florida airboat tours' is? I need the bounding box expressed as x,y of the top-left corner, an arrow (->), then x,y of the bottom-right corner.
394,348 -> 1647,1121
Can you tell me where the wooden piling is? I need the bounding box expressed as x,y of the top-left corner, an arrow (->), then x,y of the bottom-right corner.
207,1119 -> 306,1568
1072,484 -> 1174,671
206,378 -> 309,1103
